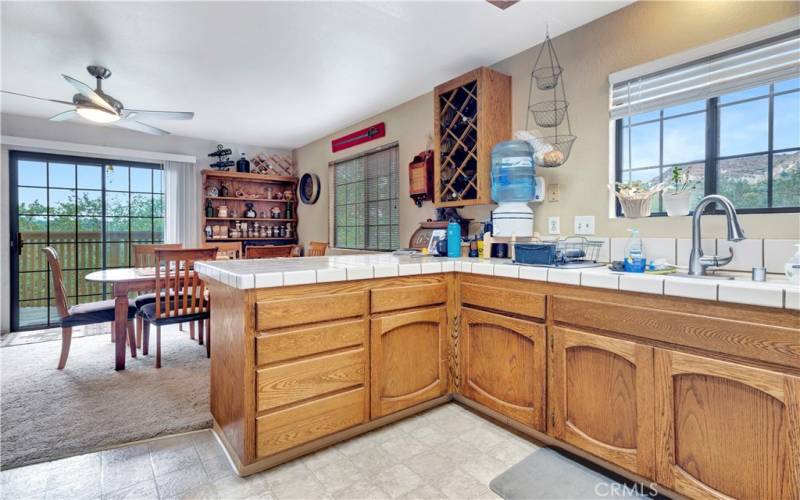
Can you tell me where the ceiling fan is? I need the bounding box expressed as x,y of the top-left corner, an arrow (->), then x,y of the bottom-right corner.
1,65 -> 194,135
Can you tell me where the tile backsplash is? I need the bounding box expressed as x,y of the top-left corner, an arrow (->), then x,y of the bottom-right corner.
764,239 -> 799,274
597,236 -> 798,274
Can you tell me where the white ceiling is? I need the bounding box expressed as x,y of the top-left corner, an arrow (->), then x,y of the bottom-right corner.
1,1 -> 629,149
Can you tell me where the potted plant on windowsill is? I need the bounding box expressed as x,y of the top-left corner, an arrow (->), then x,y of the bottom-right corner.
663,166 -> 694,216
610,180 -> 664,218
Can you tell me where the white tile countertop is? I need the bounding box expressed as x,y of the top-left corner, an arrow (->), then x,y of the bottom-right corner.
194,254 -> 800,311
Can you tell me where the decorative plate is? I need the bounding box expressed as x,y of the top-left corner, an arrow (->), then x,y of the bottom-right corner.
299,173 -> 321,205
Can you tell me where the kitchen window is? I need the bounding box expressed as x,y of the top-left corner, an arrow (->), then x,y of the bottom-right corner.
612,29 -> 800,215
331,143 -> 399,250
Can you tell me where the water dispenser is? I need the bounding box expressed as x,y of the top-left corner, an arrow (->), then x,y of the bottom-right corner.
491,140 -> 535,237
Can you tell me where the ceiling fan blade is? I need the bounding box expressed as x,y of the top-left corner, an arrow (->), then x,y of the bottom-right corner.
112,120 -> 170,136
49,110 -> 77,122
123,109 -> 194,121
61,74 -> 117,114
1,90 -> 73,105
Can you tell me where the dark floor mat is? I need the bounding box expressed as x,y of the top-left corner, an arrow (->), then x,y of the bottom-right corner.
489,447 -> 667,499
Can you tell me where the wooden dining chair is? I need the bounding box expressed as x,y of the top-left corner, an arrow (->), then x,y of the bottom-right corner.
132,244 -> 182,347
202,241 -> 241,259
307,241 -> 328,256
42,247 -> 137,369
245,244 -> 297,259
140,248 -> 217,368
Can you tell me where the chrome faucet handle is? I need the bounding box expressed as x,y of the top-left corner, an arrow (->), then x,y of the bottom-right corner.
700,247 -> 734,268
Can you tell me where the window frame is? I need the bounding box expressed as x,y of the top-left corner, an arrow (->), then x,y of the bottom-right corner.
330,142 -> 400,251
614,81 -> 800,216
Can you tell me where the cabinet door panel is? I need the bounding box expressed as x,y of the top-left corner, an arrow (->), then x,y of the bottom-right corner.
551,326 -> 654,478
461,307 -> 546,430
371,307 -> 447,418
655,349 -> 800,499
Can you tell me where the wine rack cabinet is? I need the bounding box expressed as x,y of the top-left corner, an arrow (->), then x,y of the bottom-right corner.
433,67 -> 511,207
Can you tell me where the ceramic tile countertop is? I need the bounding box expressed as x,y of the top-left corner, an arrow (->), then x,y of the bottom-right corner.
194,254 -> 800,311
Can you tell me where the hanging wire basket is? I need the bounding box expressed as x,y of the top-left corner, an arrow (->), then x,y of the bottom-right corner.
525,31 -> 578,167
537,135 -> 577,168
529,100 -> 569,128
532,66 -> 563,90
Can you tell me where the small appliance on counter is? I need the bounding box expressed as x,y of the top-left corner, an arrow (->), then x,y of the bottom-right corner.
491,140 -> 535,237
514,236 -> 604,268
408,208 -> 471,251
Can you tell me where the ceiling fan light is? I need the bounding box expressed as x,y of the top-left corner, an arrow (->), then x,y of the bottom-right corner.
76,106 -> 119,123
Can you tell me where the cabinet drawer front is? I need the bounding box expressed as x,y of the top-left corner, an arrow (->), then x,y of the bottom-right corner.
256,348 -> 366,412
256,388 -> 367,457
256,320 -> 366,366
256,291 -> 367,330
371,283 -> 446,313
551,295 -> 800,368
461,283 -> 546,319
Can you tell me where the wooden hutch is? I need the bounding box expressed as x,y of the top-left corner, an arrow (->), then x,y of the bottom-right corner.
201,170 -> 298,256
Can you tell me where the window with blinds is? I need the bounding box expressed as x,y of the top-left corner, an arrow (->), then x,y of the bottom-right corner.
611,28 -> 800,214
332,144 -> 399,250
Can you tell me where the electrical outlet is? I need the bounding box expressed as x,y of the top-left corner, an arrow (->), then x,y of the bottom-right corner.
547,184 -> 560,202
574,215 -> 595,235
548,216 -> 560,235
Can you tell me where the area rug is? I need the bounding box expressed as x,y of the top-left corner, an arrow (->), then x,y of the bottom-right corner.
0,325 -> 211,469
489,447 -> 664,499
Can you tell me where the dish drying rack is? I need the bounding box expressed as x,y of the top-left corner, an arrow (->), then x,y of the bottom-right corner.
513,236 -> 604,267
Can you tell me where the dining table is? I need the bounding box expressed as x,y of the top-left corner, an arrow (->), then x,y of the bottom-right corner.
85,267 -> 161,370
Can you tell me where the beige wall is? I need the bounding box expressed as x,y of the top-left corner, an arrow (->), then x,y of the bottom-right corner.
296,1 -> 800,248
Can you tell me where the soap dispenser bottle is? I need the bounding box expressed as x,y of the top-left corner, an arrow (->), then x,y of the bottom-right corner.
623,228 -> 646,272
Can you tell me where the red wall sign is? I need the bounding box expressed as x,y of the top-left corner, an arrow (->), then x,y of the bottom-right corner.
331,122 -> 386,153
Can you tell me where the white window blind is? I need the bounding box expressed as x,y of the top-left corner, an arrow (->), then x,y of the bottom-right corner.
332,143 -> 399,250
610,30 -> 800,119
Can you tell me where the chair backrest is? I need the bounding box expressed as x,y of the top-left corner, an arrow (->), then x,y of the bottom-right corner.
245,244 -> 296,259
153,247 -> 217,320
308,241 -> 328,256
202,241 -> 241,259
41,247 -> 70,319
133,243 -> 183,267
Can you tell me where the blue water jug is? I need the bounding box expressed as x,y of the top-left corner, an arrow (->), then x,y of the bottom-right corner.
491,140 -> 535,203
447,221 -> 461,257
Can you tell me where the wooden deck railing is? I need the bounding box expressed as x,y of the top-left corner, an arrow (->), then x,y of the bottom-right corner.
19,231 -> 155,305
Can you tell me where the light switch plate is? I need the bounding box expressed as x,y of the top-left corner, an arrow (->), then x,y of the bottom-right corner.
548,216 -> 560,235
574,215 -> 595,235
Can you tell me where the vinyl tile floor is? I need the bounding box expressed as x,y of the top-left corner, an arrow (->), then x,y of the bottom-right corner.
1,403 -> 540,500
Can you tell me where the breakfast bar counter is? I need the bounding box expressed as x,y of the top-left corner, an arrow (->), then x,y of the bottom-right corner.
196,254 -> 800,498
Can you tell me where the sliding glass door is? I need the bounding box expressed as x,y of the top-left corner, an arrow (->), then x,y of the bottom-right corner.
9,151 -> 164,331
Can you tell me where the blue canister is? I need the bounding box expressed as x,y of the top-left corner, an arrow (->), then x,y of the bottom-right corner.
447,221 -> 461,257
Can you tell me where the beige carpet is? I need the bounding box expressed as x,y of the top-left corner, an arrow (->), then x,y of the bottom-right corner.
0,324 -> 212,469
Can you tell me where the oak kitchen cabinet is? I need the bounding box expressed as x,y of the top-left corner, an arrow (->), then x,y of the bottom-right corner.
461,307 -> 546,430
433,67 -> 511,207
371,306 -> 448,418
201,260 -> 799,495
654,349 -> 800,500
550,326 -> 654,478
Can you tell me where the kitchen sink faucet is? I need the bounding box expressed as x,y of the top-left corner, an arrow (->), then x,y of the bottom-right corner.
688,194 -> 746,276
